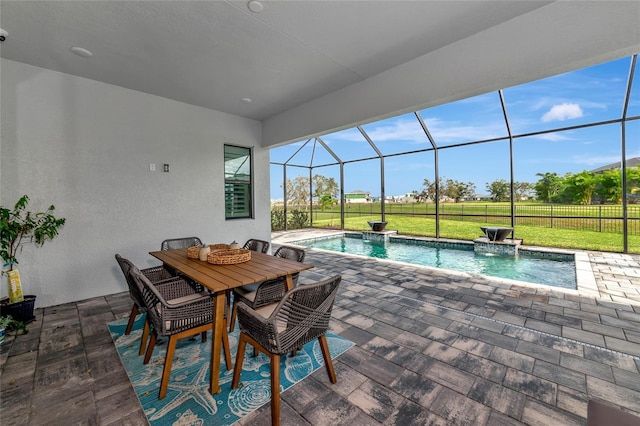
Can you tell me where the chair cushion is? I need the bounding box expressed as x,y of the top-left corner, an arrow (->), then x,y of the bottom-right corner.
167,292 -> 209,306
254,303 -> 286,333
234,285 -> 258,302
157,292 -> 210,330
254,303 -> 278,319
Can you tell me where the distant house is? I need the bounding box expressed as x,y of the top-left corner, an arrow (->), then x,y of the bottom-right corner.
397,192 -> 419,203
590,157 -> 640,173
471,194 -> 493,201
344,190 -> 371,203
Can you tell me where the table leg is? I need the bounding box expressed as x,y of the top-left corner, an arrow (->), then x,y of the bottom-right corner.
210,292 -> 225,394
284,273 -> 294,291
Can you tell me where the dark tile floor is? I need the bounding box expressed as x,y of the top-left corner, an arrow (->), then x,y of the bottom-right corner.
2,230 -> 640,425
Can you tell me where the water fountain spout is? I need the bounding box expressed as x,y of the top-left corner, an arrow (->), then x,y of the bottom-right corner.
480,226 -> 513,242
367,221 -> 387,232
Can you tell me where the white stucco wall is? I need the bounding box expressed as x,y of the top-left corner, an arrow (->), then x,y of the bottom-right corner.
0,59 -> 270,307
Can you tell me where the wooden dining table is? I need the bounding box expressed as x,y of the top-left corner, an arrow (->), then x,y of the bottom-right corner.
149,248 -> 314,394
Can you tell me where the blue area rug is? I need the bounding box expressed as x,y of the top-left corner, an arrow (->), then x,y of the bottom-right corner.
107,315 -> 354,425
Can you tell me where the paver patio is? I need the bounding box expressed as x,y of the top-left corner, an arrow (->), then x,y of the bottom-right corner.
1,229 -> 639,425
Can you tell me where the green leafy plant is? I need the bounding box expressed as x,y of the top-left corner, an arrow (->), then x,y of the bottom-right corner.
289,209 -> 309,229
0,195 -> 66,271
0,315 -> 28,334
271,209 -> 286,231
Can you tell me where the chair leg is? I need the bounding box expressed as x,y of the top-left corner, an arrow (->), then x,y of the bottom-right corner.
125,304 -> 139,335
201,330 -> 207,343
270,354 -> 281,426
144,331 -> 157,364
231,334 -> 247,389
226,290 -> 232,328
222,328 -> 232,371
159,335 -> 178,399
229,298 -> 237,332
318,334 -> 337,383
139,317 -> 150,356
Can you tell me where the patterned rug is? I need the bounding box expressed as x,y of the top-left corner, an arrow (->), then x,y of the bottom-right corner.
107,315 -> 354,425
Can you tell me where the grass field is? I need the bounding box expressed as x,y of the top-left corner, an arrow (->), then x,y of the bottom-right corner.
304,208 -> 640,254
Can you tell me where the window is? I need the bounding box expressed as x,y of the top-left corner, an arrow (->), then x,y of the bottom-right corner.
224,145 -> 253,219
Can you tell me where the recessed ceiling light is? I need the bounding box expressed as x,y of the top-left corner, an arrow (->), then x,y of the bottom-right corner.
70,46 -> 93,58
247,1 -> 263,13
241,98 -> 253,104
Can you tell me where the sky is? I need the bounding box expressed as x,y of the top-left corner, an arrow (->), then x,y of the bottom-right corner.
270,55 -> 640,199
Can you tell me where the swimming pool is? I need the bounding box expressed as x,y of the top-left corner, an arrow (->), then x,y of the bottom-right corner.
293,234 -> 577,289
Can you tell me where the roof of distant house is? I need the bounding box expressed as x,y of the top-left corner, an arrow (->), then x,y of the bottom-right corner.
590,157 -> 640,173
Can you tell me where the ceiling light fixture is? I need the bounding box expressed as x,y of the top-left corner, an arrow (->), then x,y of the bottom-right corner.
247,1 -> 263,13
70,46 -> 93,58
241,98 -> 253,104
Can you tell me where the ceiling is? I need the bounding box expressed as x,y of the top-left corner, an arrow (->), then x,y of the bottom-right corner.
1,1 -> 639,147
0,1 -> 554,121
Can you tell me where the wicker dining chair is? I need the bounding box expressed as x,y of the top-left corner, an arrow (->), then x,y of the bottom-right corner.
115,254 -> 174,338
223,238 -> 271,326
242,238 -> 270,254
130,267 -> 233,399
160,236 -> 203,251
229,245 -> 305,332
231,275 -> 342,426
160,237 -> 206,291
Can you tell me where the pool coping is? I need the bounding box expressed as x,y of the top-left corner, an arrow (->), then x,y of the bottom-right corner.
276,230 -> 600,298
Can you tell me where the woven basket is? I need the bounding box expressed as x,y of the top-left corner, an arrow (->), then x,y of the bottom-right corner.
209,243 -> 231,252
187,244 -> 231,259
186,245 -> 201,259
207,248 -> 251,265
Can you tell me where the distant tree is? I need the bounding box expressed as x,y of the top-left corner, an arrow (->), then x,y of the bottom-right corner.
514,182 -> 534,201
420,178 -> 441,202
318,193 -> 337,210
318,193 -> 338,226
551,173 -> 574,204
312,175 -> 339,199
534,172 -> 562,202
565,171 -> 597,205
283,175 -> 310,208
485,179 -> 510,202
442,179 -> 475,203
595,169 -> 622,203
626,166 -> 640,196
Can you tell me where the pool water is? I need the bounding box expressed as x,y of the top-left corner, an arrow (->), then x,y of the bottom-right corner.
296,235 -> 577,289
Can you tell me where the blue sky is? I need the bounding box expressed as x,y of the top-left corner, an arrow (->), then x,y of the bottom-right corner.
270,55 -> 639,199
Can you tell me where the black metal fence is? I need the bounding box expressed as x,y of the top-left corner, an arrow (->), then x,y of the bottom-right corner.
297,203 -> 640,235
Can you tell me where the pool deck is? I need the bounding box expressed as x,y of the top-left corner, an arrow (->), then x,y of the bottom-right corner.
0,228 -> 639,425
269,228 -> 640,424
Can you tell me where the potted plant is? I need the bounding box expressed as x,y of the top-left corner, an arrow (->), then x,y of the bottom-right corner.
0,195 -> 66,322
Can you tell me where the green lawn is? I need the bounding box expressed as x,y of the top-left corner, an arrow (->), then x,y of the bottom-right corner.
309,213 -> 640,253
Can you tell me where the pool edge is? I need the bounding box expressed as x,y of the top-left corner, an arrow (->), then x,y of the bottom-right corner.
274,230 -> 600,297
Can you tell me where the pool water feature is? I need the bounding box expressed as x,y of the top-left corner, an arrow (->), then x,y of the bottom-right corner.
294,234 -> 577,289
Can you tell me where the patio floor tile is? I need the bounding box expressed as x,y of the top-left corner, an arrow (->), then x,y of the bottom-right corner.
1,229 -> 640,425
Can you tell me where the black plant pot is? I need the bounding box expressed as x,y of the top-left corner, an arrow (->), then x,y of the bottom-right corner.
0,295 -> 36,323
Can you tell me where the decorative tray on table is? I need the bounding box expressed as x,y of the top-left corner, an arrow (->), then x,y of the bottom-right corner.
207,248 -> 252,265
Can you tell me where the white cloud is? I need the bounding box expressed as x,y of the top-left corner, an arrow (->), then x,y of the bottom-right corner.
361,119 -> 426,143
536,132 -> 572,142
541,103 -> 584,122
